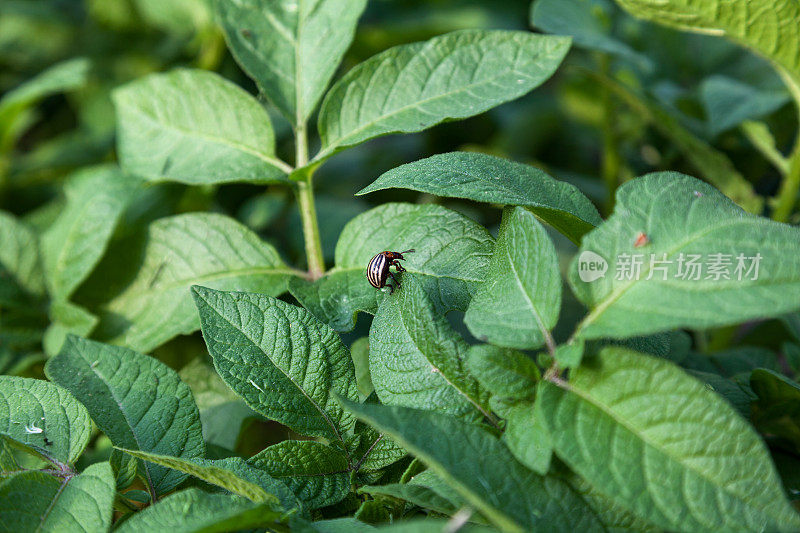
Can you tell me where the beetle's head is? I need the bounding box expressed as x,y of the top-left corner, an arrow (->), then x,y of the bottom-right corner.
383,249 -> 415,260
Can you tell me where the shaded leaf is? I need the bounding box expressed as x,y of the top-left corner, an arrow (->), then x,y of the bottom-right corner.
0,462 -> 114,533
114,488 -> 285,533
464,345 -> 539,400
700,75 -> 789,137
358,152 -> 601,243
342,400 -> 603,533
102,212 -> 294,352
40,165 -> 140,300
0,210 -> 45,302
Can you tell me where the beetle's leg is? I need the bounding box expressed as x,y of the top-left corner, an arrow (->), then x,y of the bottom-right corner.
388,271 -> 401,291
392,260 -> 406,273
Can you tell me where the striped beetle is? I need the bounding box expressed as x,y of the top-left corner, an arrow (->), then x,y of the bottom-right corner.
366,249 -> 415,293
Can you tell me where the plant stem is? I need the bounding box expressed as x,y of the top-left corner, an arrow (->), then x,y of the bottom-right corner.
772,70 -> 800,222
772,140 -> 800,222
294,121 -> 325,279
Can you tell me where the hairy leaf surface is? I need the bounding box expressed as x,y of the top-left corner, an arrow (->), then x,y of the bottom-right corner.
215,0 -> 367,124
46,336 -> 205,495
0,376 -> 91,464
343,401 -> 603,533
192,286 -> 359,445
538,346 -> 800,532
465,207 -> 561,348
359,152 -> 601,243
113,69 -> 289,185
250,440 -> 350,509
570,172 -> 800,339
317,30 -> 570,159
369,276 -> 489,419
103,212 -> 293,352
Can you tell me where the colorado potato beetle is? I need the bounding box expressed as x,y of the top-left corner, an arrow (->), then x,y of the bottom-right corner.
367,249 -> 415,293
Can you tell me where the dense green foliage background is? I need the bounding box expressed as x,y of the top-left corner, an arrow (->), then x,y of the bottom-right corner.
2,0 -> 800,531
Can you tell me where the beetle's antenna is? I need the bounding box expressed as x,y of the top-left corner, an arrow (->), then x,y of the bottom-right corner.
401,249 -> 415,254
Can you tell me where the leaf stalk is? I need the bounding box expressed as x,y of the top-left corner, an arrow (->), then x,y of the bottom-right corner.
294,121 -> 325,279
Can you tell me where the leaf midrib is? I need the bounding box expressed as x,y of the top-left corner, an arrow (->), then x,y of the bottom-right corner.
316,43 -> 543,159
76,353 -> 156,492
575,216 -> 763,337
554,377 -> 779,527
121,99 -> 292,175
196,291 -> 347,448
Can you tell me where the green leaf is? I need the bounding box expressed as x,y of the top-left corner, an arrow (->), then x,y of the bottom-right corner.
369,275 -> 490,419
113,69 -> 290,185
133,0 -> 211,34
570,172 -> 800,339
290,203 -> 493,331
741,120 -> 790,175
102,212 -> 294,352
350,338 -> 373,399
192,286 -> 359,445
530,0 -> 651,68
342,400 -> 603,533
0,58 -> 90,145
358,483 -> 461,518
43,300 -> 98,357
45,336 -> 205,495
593,73 -> 763,213
359,152 -> 601,244
117,448 -> 297,508
538,346 -> 800,532
215,0 -> 367,124
0,462 -> 114,533
0,376 -> 91,465
316,30 -> 571,160
700,75 -> 789,137
751,369 -> 800,451
40,165 -> 140,300
249,440 -> 350,509
503,402 -> 552,475
114,488 -> 285,533
614,0 -> 800,89
465,207 -> 561,348
464,345 -> 539,400
0,210 -> 45,302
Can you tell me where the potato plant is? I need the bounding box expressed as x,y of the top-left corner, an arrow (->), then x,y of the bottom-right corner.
2,0 -> 800,531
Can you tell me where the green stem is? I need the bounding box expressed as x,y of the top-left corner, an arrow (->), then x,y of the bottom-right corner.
294,122 -> 325,279
772,140 -> 800,222
772,70 -> 800,223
